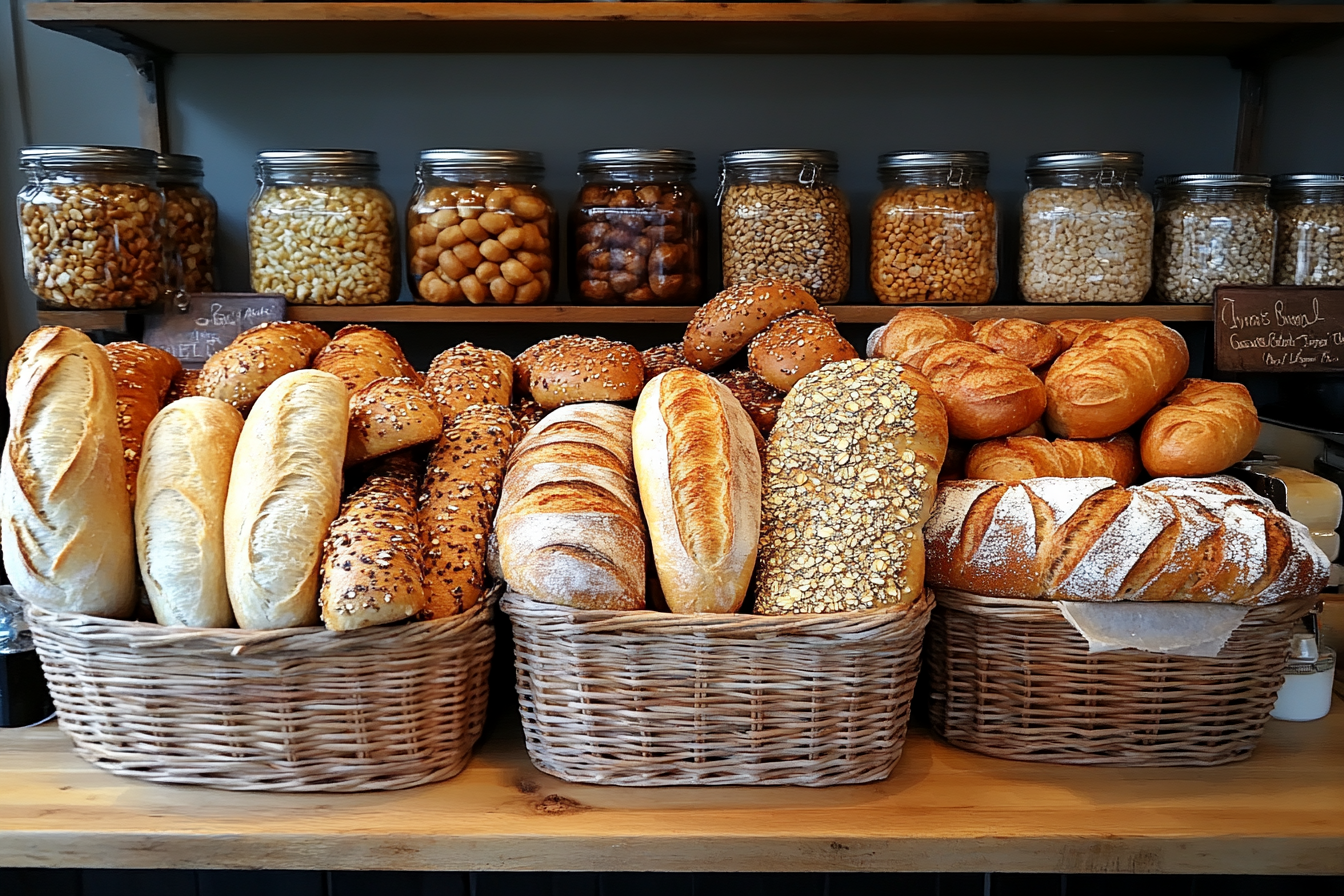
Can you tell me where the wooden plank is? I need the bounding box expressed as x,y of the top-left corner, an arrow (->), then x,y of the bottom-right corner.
0,707 -> 1341,874
35,310 -> 130,332
24,3 -> 1344,57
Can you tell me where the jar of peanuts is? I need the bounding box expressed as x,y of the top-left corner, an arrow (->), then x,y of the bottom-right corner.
17,145 -> 167,310
248,150 -> 398,305
1020,151 -> 1153,304
158,153 -> 217,294
719,149 -> 850,304
1272,174 -> 1344,287
869,151 -> 997,304
1153,173 -> 1274,304
571,148 -> 705,305
407,149 -> 555,305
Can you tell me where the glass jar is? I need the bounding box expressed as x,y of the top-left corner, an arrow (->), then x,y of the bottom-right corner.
158,153 -> 217,294
1153,174 -> 1274,304
1020,151 -> 1154,304
1272,174 -> 1344,287
248,150 -> 398,305
570,148 -> 705,305
406,149 -> 555,305
17,145 -> 166,310
870,151 -> 996,304
719,149 -> 850,304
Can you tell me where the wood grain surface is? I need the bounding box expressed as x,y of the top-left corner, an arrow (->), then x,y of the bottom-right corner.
1,706 -> 1341,874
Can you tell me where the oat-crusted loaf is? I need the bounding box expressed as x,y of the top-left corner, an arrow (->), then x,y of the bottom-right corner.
104,341 -> 182,504
754,358 -> 948,615
523,336 -> 645,411
344,376 -> 443,467
320,474 -> 426,631
197,321 -> 331,413
425,342 -> 513,423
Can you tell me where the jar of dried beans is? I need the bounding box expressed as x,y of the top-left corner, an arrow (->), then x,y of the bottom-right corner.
158,153 -> 217,294
719,149 -> 850,304
17,145 -> 167,310
1153,173 -> 1274,304
869,151 -> 997,304
1272,174 -> 1344,287
570,148 -> 705,305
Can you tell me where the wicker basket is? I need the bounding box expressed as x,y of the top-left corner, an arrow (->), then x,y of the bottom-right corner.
501,589 -> 933,786
25,595 -> 496,791
925,589 -> 1312,767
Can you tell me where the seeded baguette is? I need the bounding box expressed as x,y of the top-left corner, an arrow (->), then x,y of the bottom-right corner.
425,342 -> 513,423
320,475 -> 426,631
105,342 -> 182,504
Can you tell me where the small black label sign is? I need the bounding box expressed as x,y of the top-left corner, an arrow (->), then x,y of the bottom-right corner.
142,293 -> 287,368
1214,286 -> 1344,373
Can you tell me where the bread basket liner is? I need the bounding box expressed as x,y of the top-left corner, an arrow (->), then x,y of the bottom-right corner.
23,589 -> 498,792
500,588 -> 934,787
925,588 -> 1316,767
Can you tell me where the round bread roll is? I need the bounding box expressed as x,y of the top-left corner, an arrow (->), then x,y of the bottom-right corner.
866,308 -> 973,363
526,336 -> 645,410
747,313 -> 859,393
641,343 -> 692,380
682,279 -> 821,371
971,318 -> 1063,369
1049,318 -> 1106,351
916,341 -> 1046,441
713,368 -> 785,435
1140,378 -> 1260,477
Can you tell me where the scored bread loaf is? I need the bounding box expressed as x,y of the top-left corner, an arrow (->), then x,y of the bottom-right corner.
105,342 -> 182,504
1044,318 -> 1189,439
970,318 -> 1064,370
135,397 -> 244,628
965,434 -> 1140,486
197,321 -> 331,414
223,369 -> 348,629
344,376 -> 443,467
924,474 -> 1328,605
1140,378 -> 1260,477
915,341 -> 1046,441
495,403 -> 645,609
425,343 -> 514,423
633,369 -> 761,614
312,325 -> 421,394
754,358 -> 948,614
866,308 -> 973,364
747,312 -> 859,392
1,328 -> 136,617
319,475 -> 426,631
419,403 -> 521,618
683,279 -> 821,371
1048,318 -> 1106,351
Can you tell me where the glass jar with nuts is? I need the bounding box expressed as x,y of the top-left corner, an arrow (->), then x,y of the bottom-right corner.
406,149 -> 555,305
869,151 -> 997,304
1272,174 -> 1344,287
571,148 -> 705,305
719,149 -> 850,304
17,145 -> 167,310
1020,151 -> 1153,304
1154,173 -> 1274,304
248,150 -> 398,305
158,153 -> 217,295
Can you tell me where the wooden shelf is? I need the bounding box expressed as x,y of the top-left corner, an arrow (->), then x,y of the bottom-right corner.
25,3 -> 1344,58
2,706 -> 1342,873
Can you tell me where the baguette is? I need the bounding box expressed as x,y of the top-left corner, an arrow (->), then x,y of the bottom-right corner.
198,321 -> 331,414
1140,378 -> 1260,477
915,341 -> 1046,441
425,343 -> 513,423
312,325 -> 421,394
105,342 -> 182,504
965,434 -> 1139,486
135,397 -> 244,627
320,475 -> 426,631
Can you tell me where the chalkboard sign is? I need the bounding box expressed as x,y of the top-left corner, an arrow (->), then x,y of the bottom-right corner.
142,293 -> 287,368
1214,286 -> 1344,373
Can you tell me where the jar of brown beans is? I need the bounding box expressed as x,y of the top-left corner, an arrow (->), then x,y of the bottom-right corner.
158,153 -> 217,294
869,151 -> 997,304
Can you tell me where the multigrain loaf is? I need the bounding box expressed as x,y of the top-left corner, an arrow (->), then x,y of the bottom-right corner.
197,321 -> 331,414
1139,378 -> 1260,477
320,474 -> 426,631
640,343 -> 692,379
105,342 -> 182,504
424,342 -> 513,422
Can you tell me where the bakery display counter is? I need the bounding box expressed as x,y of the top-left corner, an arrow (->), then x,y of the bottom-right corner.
1,701 -> 1341,875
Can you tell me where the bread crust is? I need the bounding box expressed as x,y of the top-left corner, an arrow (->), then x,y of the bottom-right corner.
1048,318 -> 1106,351
524,336 -> 645,410
747,312 -> 859,392
640,343 -> 692,380
312,325 -> 421,394
971,318 -> 1064,369
425,342 -> 514,423
916,341 -> 1047,441
1140,378 -> 1260,477
197,321 -> 331,413
712,368 -> 784,435
966,434 -> 1140,485
682,279 -> 820,371
344,376 -> 443,467
866,309 -> 973,363
105,342 -> 182,504
320,474 -> 426,631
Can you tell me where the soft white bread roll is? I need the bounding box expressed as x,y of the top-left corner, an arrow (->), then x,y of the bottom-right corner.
633,369 -> 761,614
223,369 -> 348,629
135,397 -> 244,627
1,327 -> 136,617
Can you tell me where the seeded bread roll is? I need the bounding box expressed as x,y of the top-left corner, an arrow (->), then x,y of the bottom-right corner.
425,343 -> 514,423
915,341 -> 1047,441
510,395 -> 545,433
641,343 -> 692,380
320,475 -> 426,631
524,336 -> 645,410
344,376 -> 443,467
683,279 -> 821,371
312,324 -> 421,394
1049,318 -> 1106,351
866,308 -> 973,363
971,318 -> 1064,370
747,312 -> 859,393
198,321 -> 331,414
1140,378 -> 1260,477
419,404 -> 521,618
105,342 -> 183,504
713,368 -> 784,435
165,367 -> 200,404
754,358 -> 947,614
965,434 -> 1140,486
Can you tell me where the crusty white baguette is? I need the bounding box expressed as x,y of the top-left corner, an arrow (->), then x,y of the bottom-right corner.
223,369 -> 348,629
1,328 -> 137,617
633,369 -> 761,614
320,475 -> 426,631
135,397 -> 244,627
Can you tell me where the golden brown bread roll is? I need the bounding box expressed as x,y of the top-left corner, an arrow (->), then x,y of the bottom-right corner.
1045,318 -> 1189,439
198,321 -> 331,414
524,336 -> 645,410
312,324 -> 420,394
641,343 -> 692,380
165,367 -> 200,404
915,341 -> 1046,441
105,342 -> 182,505
965,434 -> 1140,486
712,368 -> 784,435
1048,318 -> 1106,351
970,318 -> 1063,370
1140,378 -> 1260,477
683,279 -> 821,371
866,308 -> 973,364
510,394 -> 545,433
747,312 -> 859,393
1013,420 -> 1048,438
344,376 -> 443,467
425,342 -> 513,423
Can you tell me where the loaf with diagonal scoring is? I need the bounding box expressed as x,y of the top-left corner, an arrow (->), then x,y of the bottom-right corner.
924,474 -> 1329,605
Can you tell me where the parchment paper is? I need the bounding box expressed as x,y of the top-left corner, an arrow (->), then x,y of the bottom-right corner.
1051,601 -> 1251,657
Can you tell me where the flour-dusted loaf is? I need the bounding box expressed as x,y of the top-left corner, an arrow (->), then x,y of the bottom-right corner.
1139,378 -> 1260,477
198,321 -> 331,414
135,397 -> 244,627
754,358 -> 948,614
320,474 -> 426,631
495,403 -> 645,609
924,474 -> 1329,605
1,328 -> 137,617
223,369 -> 348,629
633,368 -> 761,614
105,342 -> 182,505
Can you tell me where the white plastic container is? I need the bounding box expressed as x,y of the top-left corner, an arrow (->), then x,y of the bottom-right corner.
1270,633 -> 1336,722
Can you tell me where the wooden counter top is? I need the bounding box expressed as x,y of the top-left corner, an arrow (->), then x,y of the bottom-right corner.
2,703 -> 1342,875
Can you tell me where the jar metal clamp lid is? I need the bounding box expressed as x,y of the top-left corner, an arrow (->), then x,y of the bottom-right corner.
1027,151 -> 1143,187
878,151 -> 989,187
1155,173 -> 1271,191
20,145 -> 159,176
255,149 -> 380,174
157,153 -> 205,180
716,148 -> 838,203
578,148 -> 695,175
418,149 -> 544,175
